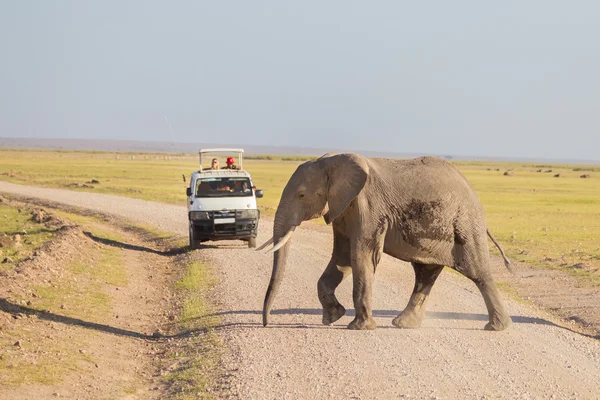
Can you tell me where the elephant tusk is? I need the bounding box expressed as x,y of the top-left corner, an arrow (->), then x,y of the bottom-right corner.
266,228 -> 296,253
255,237 -> 274,251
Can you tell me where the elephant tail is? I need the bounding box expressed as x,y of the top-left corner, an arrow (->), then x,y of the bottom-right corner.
487,229 -> 515,275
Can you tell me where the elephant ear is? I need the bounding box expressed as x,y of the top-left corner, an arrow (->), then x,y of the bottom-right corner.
323,153 -> 370,224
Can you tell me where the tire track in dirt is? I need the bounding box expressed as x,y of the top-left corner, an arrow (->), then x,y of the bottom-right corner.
1,181 -> 599,399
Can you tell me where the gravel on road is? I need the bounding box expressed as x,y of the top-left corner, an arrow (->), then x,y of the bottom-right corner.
1,181 -> 599,399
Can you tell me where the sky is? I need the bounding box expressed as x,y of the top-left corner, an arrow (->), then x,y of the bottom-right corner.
1,1 -> 599,160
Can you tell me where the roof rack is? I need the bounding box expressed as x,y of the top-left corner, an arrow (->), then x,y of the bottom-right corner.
198,148 -> 244,171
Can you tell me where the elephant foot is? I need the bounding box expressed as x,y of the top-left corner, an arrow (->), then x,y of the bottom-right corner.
322,304 -> 346,325
484,314 -> 512,331
348,316 -> 377,330
392,311 -> 423,329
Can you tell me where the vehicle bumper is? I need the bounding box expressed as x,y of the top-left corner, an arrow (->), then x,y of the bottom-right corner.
189,211 -> 259,240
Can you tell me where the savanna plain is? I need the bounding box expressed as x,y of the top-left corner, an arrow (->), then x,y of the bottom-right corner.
0,149 -> 599,399
2,149 -> 599,283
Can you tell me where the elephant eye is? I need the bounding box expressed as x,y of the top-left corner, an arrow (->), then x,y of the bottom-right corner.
299,193 -> 305,199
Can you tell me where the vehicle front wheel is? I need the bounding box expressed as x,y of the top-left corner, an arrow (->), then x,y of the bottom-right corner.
247,237 -> 257,249
189,225 -> 200,250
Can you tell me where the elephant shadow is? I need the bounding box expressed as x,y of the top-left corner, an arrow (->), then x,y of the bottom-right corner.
4,298 -> 595,340
206,308 -> 598,338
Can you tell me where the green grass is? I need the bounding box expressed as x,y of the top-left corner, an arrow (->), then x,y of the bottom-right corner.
0,328 -> 95,385
495,281 -> 525,303
0,149 -> 195,204
0,203 -> 57,269
24,245 -> 125,321
2,149 -> 599,284
175,261 -> 218,329
31,282 -> 112,319
457,163 -> 600,285
0,207 -> 128,387
163,260 -> 221,399
69,247 -> 128,287
53,209 -> 106,226
0,267 -> 112,386
123,386 -> 139,395
131,222 -> 176,240
0,149 -> 303,215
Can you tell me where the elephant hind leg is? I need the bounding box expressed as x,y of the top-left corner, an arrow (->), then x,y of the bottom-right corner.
472,274 -> 512,331
392,263 -> 444,329
452,243 -> 512,331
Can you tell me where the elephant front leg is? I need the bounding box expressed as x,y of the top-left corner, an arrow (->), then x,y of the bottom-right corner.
347,246 -> 378,330
393,263 -> 444,329
318,259 -> 349,325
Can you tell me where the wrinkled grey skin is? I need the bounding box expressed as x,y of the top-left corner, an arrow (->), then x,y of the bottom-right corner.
263,153 -> 513,331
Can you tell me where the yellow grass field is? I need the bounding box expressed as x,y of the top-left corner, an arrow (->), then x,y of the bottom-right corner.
1,149 -> 599,284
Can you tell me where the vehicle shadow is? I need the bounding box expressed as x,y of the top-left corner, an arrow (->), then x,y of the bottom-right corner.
83,231 -> 247,252
1,298 -> 313,340
0,297 -> 215,340
0,298 -> 157,339
83,231 -> 188,255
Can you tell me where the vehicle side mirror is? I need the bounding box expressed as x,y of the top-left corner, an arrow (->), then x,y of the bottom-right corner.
255,190 -> 263,198
186,187 -> 192,197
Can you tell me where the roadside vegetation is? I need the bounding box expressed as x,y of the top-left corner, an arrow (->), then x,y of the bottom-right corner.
0,198 -> 224,397
162,259 -> 222,399
0,200 -> 58,269
0,204 -> 128,388
1,149 -> 599,284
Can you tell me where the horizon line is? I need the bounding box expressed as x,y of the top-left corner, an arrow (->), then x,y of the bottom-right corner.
1,136 -> 599,165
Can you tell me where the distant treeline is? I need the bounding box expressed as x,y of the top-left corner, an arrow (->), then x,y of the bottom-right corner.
245,155 -> 319,161
572,167 -> 600,172
530,164 -> 600,172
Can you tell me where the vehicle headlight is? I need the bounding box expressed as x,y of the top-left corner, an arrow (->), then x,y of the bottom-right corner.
238,209 -> 258,219
190,211 -> 211,220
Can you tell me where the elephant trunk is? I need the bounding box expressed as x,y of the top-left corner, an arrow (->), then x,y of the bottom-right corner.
262,209 -> 295,326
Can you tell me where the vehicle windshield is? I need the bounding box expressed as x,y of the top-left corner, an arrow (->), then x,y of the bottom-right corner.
195,177 -> 252,197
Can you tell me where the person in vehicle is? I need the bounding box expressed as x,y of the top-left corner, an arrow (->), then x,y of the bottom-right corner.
241,181 -> 251,193
222,157 -> 239,170
208,158 -> 220,170
216,180 -> 232,192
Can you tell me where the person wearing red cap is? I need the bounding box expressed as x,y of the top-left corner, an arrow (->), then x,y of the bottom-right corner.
223,156 -> 239,170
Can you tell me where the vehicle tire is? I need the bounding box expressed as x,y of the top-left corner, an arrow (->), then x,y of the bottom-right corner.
248,236 -> 257,249
189,225 -> 200,250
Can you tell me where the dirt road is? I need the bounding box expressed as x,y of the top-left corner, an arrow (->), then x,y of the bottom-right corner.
1,182 -> 599,399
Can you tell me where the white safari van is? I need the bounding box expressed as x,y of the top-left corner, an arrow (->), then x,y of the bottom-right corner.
186,148 -> 263,249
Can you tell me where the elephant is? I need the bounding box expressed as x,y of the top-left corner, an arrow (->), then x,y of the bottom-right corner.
260,153 -> 514,331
